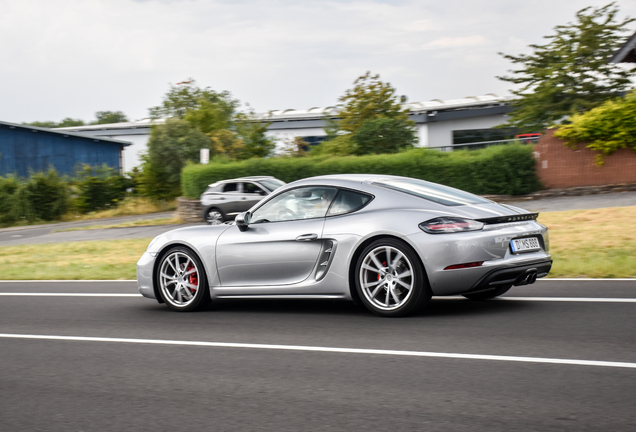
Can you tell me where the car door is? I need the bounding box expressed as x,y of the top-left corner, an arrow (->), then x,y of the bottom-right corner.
239,182 -> 268,212
216,186 -> 337,286
219,181 -> 242,216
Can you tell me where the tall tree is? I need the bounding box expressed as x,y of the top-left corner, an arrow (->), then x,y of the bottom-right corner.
498,3 -> 636,132
317,72 -> 417,155
336,71 -> 411,134
91,111 -> 129,125
149,79 -> 238,119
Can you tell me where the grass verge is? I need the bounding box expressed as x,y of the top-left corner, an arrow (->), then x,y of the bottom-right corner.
54,216 -> 182,232
0,197 -> 176,229
0,207 -> 634,280
537,206 -> 636,278
0,239 -> 150,280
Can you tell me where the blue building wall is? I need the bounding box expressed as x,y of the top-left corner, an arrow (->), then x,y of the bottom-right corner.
0,124 -> 125,177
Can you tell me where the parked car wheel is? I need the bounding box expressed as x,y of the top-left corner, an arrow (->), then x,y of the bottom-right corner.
157,246 -> 211,311
205,208 -> 225,225
355,239 -> 431,317
462,285 -> 512,300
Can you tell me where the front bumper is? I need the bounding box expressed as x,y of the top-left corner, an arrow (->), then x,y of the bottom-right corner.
136,252 -> 157,300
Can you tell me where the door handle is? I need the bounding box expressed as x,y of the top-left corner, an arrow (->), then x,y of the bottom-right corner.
296,233 -> 318,241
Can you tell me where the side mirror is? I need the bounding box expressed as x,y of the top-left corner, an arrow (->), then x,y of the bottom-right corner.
235,211 -> 251,232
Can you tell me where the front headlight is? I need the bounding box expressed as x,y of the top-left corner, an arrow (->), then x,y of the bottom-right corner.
419,217 -> 484,234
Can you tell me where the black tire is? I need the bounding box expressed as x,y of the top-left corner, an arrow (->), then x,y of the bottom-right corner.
462,284 -> 512,300
355,238 -> 431,317
156,246 -> 211,312
204,207 -> 225,225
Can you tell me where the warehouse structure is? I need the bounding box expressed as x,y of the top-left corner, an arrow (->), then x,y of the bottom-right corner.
59,94 -> 512,171
0,120 -> 130,177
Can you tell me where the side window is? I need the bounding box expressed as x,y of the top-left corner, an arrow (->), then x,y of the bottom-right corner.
251,187 -> 337,223
222,182 -> 238,193
327,190 -> 372,216
244,182 -> 265,195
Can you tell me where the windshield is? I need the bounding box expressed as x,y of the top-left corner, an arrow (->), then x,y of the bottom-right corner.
372,178 -> 491,206
258,179 -> 286,192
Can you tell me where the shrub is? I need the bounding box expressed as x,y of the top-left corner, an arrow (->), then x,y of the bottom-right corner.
25,170 -> 70,220
555,90 -> 636,164
74,165 -> 128,213
0,169 -> 69,223
182,144 -> 541,198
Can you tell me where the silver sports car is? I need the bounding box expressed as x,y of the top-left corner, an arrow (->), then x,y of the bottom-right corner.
137,174 -> 552,317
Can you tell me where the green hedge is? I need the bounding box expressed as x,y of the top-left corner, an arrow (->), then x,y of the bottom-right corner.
181,144 -> 542,198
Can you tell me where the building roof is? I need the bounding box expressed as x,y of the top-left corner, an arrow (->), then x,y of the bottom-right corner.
610,30 -> 636,63
55,93 -> 512,133
0,120 -> 132,146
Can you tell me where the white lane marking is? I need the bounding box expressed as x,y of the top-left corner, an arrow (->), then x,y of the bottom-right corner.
439,296 -> 636,303
1,293 -> 636,302
0,293 -> 140,297
538,278 -> 635,281
0,333 -> 634,369
0,278 -> 633,283
0,280 -> 136,283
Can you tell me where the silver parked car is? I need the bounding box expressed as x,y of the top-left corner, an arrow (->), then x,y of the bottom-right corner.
200,176 -> 286,224
138,174 -> 552,317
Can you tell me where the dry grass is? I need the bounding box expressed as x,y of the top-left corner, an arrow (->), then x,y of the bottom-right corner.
0,239 -> 151,280
55,216 -> 182,232
538,206 -> 636,278
61,197 -> 176,222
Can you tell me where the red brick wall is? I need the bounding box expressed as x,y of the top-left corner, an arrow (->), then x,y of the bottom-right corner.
534,129 -> 636,189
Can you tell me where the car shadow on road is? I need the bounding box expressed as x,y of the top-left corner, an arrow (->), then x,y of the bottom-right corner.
164,296 -> 533,318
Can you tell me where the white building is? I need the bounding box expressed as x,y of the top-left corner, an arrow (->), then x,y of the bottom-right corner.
59,94 -> 512,172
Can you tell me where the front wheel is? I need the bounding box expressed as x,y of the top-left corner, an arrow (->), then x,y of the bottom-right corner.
355,239 -> 431,317
205,208 -> 225,225
156,246 -> 211,311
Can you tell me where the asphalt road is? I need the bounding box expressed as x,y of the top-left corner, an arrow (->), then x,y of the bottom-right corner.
1,279 -> 635,431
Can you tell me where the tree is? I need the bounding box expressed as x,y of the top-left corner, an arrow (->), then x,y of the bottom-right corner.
234,112 -> 275,159
149,79 -> 239,119
91,111 -> 129,125
25,118 -> 85,128
317,72 -> 417,155
498,3 -> 636,132
337,71 -> 412,134
57,118 -> 85,127
555,90 -> 636,164
353,117 -> 418,155
142,118 -> 211,198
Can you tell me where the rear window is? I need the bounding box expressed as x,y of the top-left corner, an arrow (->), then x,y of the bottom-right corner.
258,179 -> 286,192
372,178 -> 490,206
327,190 -> 372,216
222,182 -> 239,193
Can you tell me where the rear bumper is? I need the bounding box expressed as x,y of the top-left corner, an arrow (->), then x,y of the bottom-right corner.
464,259 -> 552,294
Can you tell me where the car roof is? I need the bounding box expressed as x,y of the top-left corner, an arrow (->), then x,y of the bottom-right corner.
208,176 -> 277,187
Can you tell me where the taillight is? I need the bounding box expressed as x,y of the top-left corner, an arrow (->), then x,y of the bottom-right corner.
444,261 -> 484,270
419,217 -> 484,234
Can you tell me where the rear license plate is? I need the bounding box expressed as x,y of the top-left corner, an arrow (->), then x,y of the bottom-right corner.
511,237 -> 540,253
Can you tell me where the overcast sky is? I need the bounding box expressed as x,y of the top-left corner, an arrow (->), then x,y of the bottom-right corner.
1,0 -> 635,124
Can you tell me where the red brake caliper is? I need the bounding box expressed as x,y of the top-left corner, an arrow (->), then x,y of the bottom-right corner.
377,261 -> 387,281
186,263 -> 198,292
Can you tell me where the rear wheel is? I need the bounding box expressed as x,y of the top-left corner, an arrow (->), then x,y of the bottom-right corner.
205,208 -> 225,225
355,239 -> 431,317
462,284 -> 512,300
157,246 -> 211,311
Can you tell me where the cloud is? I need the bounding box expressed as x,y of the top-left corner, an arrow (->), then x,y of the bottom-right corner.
0,0 -> 634,122
421,36 -> 487,50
